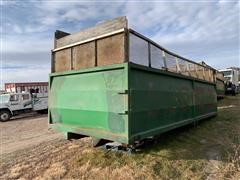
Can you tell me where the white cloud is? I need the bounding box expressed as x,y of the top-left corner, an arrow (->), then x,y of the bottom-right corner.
2,35 -> 53,53
122,1 -> 239,69
37,1 -> 96,26
125,1 -> 239,43
1,66 -> 50,85
24,25 -> 47,33
12,25 -> 23,34
1,1 -> 18,6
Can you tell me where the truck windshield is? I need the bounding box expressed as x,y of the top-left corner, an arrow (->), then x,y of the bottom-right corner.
0,94 -> 10,103
222,71 -> 232,76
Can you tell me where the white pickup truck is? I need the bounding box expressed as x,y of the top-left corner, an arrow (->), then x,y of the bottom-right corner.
0,92 -> 48,122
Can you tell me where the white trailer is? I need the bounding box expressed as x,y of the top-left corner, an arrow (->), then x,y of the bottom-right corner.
0,92 -> 48,121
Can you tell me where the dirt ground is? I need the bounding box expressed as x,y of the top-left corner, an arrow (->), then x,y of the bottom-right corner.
0,112 -> 63,155
0,113 -> 93,179
0,95 -> 239,179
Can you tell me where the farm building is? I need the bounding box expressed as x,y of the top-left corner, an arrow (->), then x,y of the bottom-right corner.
5,82 -> 48,93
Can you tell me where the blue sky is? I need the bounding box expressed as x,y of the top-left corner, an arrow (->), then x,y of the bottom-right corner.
1,0 -> 239,87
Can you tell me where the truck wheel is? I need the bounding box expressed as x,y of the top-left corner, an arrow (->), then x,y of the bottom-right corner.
0,110 -> 10,122
37,109 -> 48,114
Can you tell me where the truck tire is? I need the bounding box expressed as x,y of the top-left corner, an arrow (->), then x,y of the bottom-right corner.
37,109 -> 48,114
0,110 -> 11,122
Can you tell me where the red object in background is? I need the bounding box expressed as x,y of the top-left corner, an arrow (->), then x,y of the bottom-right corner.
4,82 -> 48,93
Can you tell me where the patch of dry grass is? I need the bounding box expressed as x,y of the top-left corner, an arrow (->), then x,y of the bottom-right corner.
64,95 -> 240,179
42,162 -> 67,179
9,163 -> 30,179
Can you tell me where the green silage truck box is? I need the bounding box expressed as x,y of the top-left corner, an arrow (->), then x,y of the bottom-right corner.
49,17 -> 217,145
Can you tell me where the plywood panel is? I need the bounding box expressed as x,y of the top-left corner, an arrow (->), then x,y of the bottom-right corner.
204,68 -> 210,81
196,70 -> 203,80
168,66 -> 178,73
56,16 -> 127,48
97,33 -> 125,66
72,42 -> 95,70
188,64 -> 198,78
210,70 -> 215,82
54,48 -> 71,72
196,67 -> 205,80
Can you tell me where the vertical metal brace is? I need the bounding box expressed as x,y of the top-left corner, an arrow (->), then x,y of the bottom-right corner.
186,62 -> 190,76
208,69 -> 211,82
162,51 -> 167,70
148,42 -> 151,67
192,80 -> 196,126
95,40 -> 98,66
124,28 -> 129,63
51,50 -> 55,73
70,47 -> 73,70
118,90 -> 128,115
195,64 -> 199,78
202,67 -> 205,80
175,57 -> 181,73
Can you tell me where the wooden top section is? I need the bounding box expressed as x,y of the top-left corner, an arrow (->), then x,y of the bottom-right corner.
55,16 -> 128,48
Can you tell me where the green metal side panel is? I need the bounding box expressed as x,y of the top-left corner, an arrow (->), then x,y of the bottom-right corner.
216,79 -> 225,97
194,81 -> 217,116
128,64 -> 217,143
49,63 -> 129,143
216,89 -> 225,97
49,63 -> 217,145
